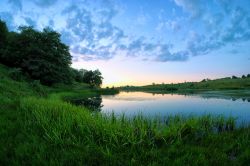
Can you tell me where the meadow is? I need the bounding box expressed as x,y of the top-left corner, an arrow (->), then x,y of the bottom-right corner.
1,64 -> 250,165
121,77 -> 250,91
120,77 -> 250,100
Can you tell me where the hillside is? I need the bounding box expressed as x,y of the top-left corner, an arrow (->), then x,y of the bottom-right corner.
121,77 -> 250,92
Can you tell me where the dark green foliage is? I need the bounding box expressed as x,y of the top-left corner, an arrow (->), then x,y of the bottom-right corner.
201,78 -> 210,82
71,68 -> 103,87
0,20 -> 8,47
8,68 -> 23,81
95,87 -> 120,95
232,75 -> 238,79
1,31 -> 19,66
165,86 -> 178,91
0,20 -> 73,86
247,74 -> 250,78
71,68 -> 87,83
17,27 -> 72,85
0,19 -> 105,87
29,80 -> 47,97
82,69 -> 103,87
0,20 -> 8,60
242,75 -> 246,79
68,96 -> 103,111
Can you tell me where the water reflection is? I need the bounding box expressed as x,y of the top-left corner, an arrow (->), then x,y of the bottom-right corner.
154,92 -> 250,102
68,91 -> 250,122
69,96 -> 103,111
101,91 -> 250,123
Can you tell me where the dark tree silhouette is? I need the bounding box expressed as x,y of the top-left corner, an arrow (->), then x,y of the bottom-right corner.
0,19 -> 104,87
0,20 -> 8,59
0,21 -> 73,85
82,70 -> 103,87
72,68 -> 88,83
232,76 -> 238,79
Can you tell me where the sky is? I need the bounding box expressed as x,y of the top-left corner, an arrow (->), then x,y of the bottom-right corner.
0,0 -> 250,87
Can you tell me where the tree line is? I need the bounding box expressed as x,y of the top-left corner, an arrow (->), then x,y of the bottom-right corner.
0,20 -> 102,87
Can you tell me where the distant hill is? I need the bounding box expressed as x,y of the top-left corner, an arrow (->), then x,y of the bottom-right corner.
120,76 -> 250,92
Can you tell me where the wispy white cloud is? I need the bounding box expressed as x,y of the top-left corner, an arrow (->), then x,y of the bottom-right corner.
1,0 -> 250,63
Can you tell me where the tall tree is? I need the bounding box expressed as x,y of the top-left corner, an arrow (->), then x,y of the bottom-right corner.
82,70 -> 103,87
0,20 -> 8,59
1,24 -> 73,85
19,27 -> 73,85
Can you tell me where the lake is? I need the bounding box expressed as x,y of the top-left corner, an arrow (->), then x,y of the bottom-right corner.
99,91 -> 250,123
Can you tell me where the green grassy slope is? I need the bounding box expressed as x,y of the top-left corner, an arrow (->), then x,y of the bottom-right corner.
121,77 -> 250,92
1,64 -> 250,165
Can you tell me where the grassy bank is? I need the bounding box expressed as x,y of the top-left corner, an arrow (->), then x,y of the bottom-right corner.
1,64 -> 250,165
121,77 -> 250,92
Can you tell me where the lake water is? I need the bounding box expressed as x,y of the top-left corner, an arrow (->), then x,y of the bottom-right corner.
100,91 -> 250,123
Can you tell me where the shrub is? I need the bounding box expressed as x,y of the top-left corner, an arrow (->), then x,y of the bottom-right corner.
8,68 -> 23,81
30,80 -> 47,97
166,87 -> 178,91
232,76 -> 238,79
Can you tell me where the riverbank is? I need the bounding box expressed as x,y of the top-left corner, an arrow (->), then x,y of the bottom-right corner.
120,89 -> 250,101
120,77 -> 250,93
1,64 -> 250,165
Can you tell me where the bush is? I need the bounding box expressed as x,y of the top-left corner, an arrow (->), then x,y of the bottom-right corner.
30,80 -> 47,97
232,76 -> 238,79
166,87 -> 178,91
189,83 -> 194,87
8,68 -> 23,81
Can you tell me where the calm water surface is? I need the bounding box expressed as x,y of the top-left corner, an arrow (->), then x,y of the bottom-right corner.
101,91 -> 250,123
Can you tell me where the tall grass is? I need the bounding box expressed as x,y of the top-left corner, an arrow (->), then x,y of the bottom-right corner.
19,96 -> 249,165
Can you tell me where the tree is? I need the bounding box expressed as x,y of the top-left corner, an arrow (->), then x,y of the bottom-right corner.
201,79 -> 206,82
0,20 -> 8,45
82,70 -> 103,87
232,76 -> 238,79
20,27 -> 73,85
247,74 -> 250,78
242,75 -> 246,79
3,31 -> 24,67
0,20 -> 8,59
1,25 -> 73,85
72,68 -> 88,83
0,20 -> 105,87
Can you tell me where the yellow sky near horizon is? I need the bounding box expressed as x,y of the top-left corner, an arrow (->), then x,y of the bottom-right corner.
71,53 -> 250,87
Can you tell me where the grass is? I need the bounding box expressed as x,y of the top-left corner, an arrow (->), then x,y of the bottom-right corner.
121,77 -> 250,93
121,77 -> 250,100
1,63 -> 250,165
18,97 -> 250,165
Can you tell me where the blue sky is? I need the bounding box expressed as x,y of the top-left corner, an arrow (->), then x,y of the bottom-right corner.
1,0 -> 250,86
